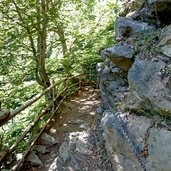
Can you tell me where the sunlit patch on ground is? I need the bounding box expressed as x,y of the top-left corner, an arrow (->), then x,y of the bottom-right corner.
22,89 -> 101,171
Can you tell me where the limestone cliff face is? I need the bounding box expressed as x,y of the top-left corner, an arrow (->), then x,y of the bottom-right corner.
98,0 -> 171,170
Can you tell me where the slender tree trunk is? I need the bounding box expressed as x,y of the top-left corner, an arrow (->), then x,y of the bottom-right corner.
11,0 -> 50,90
36,0 -> 53,101
11,0 -> 54,103
57,24 -> 72,76
57,25 -> 67,56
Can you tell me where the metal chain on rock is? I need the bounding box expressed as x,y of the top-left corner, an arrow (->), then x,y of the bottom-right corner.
102,93 -> 147,171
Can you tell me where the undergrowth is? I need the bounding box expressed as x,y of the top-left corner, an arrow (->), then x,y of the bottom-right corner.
0,4 -> 118,169
125,29 -> 162,60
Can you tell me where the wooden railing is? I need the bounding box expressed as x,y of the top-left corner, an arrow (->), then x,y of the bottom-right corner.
0,74 -> 98,171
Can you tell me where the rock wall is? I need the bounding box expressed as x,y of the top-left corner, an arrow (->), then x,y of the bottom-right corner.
98,0 -> 171,170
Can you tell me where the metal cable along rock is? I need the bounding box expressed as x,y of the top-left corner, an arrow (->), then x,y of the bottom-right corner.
103,93 -> 147,171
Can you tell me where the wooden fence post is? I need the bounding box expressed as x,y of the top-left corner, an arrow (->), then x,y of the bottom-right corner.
96,75 -> 99,89
79,74 -> 82,89
64,79 -> 66,88
52,80 -> 55,113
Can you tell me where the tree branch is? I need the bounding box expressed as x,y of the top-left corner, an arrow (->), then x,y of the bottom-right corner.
11,0 -> 37,58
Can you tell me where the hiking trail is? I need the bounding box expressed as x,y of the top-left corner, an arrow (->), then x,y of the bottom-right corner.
23,88 -> 112,171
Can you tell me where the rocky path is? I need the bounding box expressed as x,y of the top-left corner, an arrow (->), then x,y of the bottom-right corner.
23,88 -> 111,171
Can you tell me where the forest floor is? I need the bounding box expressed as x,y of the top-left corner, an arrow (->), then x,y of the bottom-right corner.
22,88 -> 112,171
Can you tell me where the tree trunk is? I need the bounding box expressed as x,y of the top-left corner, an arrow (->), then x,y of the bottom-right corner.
57,24 -> 67,56
57,24 -> 72,76
11,0 -> 53,102
36,0 -> 53,101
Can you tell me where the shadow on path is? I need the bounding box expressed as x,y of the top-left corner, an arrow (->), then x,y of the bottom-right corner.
23,88 -> 108,171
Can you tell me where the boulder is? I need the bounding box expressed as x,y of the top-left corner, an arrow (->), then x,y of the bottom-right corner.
96,106 -> 103,114
33,145 -> 49,154
147,0 -> 171,12
101,111 -> 171,171
147,0 -> 171,6
96,62 -> 105,73
115,17 -> 155,40
101,44 -> 134,71
119,0 -> 144,17
128,59 -> 171,116
148,0 -> 171,2
59,141 -> 71,162
54,131 -> 101,171
41,133 -> 58,145
147,0 -> 171,25
159,24 -> 171,57
97,1 -> 171,171
26,151 -> 43,167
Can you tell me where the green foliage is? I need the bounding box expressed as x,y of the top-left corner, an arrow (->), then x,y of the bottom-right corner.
0,1 -> 120,165
0,0 -> 119,81
0,81 -> 40,109
126,29 -> 161,59
67,17 -> 116,75
0,97 -> 45,150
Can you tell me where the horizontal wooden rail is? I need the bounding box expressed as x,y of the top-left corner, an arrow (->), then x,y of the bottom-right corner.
0,74 -> 87,127
12,85 -> 80,171
0,73 -> 98,170
0,82 -> 79,164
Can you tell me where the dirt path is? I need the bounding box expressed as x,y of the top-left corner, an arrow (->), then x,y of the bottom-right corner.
23,88 -> 109,171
